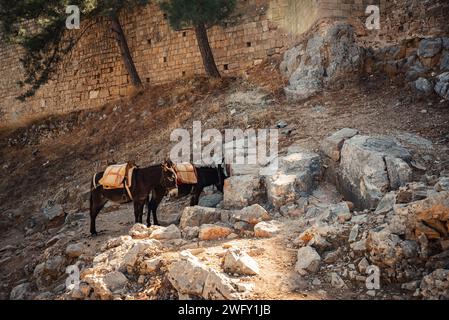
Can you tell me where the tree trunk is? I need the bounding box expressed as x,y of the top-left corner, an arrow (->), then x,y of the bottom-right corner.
194,22 -> 221,78
110,14 -> 142,88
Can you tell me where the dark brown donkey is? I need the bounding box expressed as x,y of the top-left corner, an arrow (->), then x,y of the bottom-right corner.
89,162 -> 178,236
147,164 -> 228,222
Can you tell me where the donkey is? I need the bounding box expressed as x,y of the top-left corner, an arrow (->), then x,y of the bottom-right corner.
89,162 -> 178,236
147,164 -> 228,222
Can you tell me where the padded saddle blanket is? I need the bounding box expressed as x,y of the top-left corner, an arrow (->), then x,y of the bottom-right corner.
99,163 -> 135,190
174,163 -> 198,185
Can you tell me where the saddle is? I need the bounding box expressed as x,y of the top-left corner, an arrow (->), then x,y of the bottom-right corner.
174,163 -> 198,185
98,163 -> 136,198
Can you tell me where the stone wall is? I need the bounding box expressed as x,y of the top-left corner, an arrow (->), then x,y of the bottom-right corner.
0,0 -> 382,126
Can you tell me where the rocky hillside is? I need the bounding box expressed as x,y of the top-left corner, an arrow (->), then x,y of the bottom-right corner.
1,11 -> 449,300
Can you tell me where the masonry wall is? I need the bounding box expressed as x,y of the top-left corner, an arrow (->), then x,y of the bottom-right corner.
0,0 -> 379,126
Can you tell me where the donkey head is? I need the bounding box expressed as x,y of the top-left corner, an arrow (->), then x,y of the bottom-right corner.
161,160 -> 178,197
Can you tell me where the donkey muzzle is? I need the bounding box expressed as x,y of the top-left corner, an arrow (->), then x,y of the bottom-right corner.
168,188 -> 179,199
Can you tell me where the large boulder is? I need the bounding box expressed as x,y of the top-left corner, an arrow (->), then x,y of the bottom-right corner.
266,151 -> 321,208
179,206 -> 222,229
282,22 -> 364,101
266,173 -> 297,208
339,135 -> 413,209
280,151 -> 321,192
167,251 -> 240,300
223,175 -> 265,209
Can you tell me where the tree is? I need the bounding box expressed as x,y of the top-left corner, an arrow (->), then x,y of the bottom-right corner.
0,0 -> 147,100
159,0 -> 236,78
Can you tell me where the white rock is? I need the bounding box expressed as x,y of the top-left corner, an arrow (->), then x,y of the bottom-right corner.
223,175 -> 265,209
167,251 -> 239,300
254,221 -> 279,238
223,249 -> 260,276
129,224 -> 152,239
321,128 -> 359,161
180,206 -> 222,228
295,246 -> 321,275
139,257 -> 162,274
266,173 -> 297,208
150,224 -> 181,240
233,204 -> 270,225
339,135 -> 412,209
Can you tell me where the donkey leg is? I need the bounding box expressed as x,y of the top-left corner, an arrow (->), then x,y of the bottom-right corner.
133,200 -> 145,224
148,187 -> 163,226
90,190 -> 107,236
190,186 -> 204,206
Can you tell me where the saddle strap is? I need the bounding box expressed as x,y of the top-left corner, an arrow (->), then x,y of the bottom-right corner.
124,167 -> 135,200
124,182 -> 133,200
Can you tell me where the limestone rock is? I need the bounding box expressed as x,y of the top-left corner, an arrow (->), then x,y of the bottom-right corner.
435,177 -> 449,192
33,255 -> 66,290
129,224 -> 152,239
339,135 -> 412,209
42,204 -> 65,221
223,249 -> 260,276
198,193 -> 223,208
295,246 -> 321,275
180,206 -> 222,229
167,251 -> 239,300
65,243 -> 86,258
266,173 -> 297,208
150,224 -> 181,240
103,271 -> 128,293
284,22 -> 364,101
366,228 -> 409,267
233,204 -> 270,225
420,269 -> 449,300
182,226 -> 200,240
139,257 -> 162,274
321,128 -> 359,162
254,221 -> 279,238
375,192 -> 396,215
199,224 -> 233,241
223,175 -> 265,209
10,283 -> 31,300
